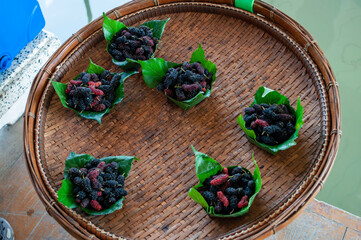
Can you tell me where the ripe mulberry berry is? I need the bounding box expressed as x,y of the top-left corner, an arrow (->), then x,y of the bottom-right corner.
244,107 -> 256,115
103,188 -> 112,196
65,83 -> 74,94
248,180 -> 255,190
69,168 -> 79,177
104,165 -> 114,174
116,175 -> 125,186
217,191 -> 229,207
225,187 -> 237,195
90,190 -> 98,200
214,201 -> 223,214
229,195 -> 239,212
100,70 -> 110,80
264,125 -> 282,135
93,103 -> 106,112
73,186 -> 81,194
245,186 -> 254,197
286,122 -> 295,136
108,197 -> 117,205
175,88 -> 186,101
219,181 -> 230,193
260,103 -> 270,109
210,174 -> 229,186
91,179 -> 102,190
103,173 -> 113,181
209,185 -> 218,193
97,162 -> 106,171
114,188 -> 127,198
251,119 -> 269,129
80,198 -> 90,208
110,162 -> 119,170
260,135 -> 277,145
82,177 -> 92,193
85,162 -> 92,169
252,104 -> 262,114
105,180 -> 119,189
231,167 -> 245,175
237,196 -> 249,209
87,169 -> 100,180
244,113 -> 257,126
73,177 -> 83,186
202,191 -> 216,206
90,158 -> 101,167
229,173 -> 242,188
277,114 -> 295,122
76,191 -> 86,200
90,200 -> 102,211
81,73 -> 91,85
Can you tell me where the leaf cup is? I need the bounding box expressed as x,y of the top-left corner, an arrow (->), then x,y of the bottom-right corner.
57,152 -> 139,216
139,44 -> 217,110
237,86 -> 304,154
188,147 -> 262,218
103,13 -> 169,70
51,59 -> 137,124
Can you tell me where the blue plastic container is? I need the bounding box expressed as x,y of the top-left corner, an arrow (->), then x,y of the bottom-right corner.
0,0 -> 45,72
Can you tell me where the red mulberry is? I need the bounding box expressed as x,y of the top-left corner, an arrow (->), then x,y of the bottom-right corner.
90,200 -> 102,211
237,196 -> 249,209
210,174 -> 229,186
217,191 -> 229,207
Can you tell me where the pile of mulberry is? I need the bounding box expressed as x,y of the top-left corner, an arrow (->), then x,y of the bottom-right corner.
108,26 -> 158,61
243,103 -> 296,145
65,71 -> 120,112
201,167 -> 255,215
156,62 -> 213,101
68,158 -> 128,211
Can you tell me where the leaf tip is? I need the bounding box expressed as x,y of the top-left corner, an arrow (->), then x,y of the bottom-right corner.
191,145 -> 197,153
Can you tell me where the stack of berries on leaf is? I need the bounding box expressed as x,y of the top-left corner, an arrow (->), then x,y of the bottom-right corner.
68,158 -> 127,211
65,70 -> 120,112
156,61 -> 213,101
201,167 -> 255,215
108,26 -> 158,61
244,103 -> 296,145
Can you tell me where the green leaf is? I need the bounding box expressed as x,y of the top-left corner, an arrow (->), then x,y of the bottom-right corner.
138,58 -> 177,88
57,178 -> 77,208
254,86 -> 290,106
237,86 -> 304,154
191,146 -> 223,184
188,188 -> 209,209
103,17 -> 169,70
188,150 -> 262,218
190,44 -> 217,86
51,62 -> 137,124
111,58 -> 140,71
167,90 -> 211,111
81,197 -> 124,215
57,152 -> 139,216
52,81 -> 69,109
100,156 -> 139,177
102,13 -> 126,42
87,59 -> 105,74
64,151 -> 94,178
139,44 -> 217,110
141,18 -> 170,40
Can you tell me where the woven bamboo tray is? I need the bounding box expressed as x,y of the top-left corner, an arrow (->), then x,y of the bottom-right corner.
23,0 -> 341,239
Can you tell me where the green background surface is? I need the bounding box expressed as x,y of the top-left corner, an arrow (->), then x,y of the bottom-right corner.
38,0 -> 361,216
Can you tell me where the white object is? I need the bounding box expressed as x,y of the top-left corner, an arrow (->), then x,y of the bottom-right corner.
0,30 -> 60,129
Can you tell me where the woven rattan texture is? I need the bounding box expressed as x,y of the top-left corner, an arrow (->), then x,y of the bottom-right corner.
37,5 -> 326,240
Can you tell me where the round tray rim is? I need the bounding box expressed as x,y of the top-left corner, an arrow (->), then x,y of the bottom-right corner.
23,0 -> 341,239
